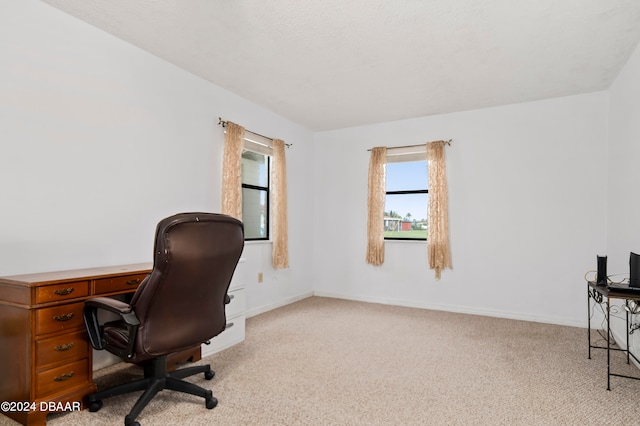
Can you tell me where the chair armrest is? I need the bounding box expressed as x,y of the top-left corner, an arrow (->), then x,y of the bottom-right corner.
83,297 -> 140,357
85,297 -> 133,315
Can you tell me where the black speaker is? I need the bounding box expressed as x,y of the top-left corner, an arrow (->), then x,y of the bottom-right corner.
630,252 -> 640,288
597,255 -> 607,286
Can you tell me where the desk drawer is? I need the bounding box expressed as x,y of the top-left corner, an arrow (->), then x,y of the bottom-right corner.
35,302 -> 85,336
94,273 -> 148,295
36,330 -> 89,369
36,281 -> 89,304
36,358 -> 89,399
202,315 -> 246,357
226,288 -> 246,319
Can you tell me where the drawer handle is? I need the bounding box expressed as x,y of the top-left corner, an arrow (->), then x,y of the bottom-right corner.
54,342 -> 75,352
53,287 -> 75,296
225,322 -> 234,329
126,279 -> 141,285
53,371 -> 75,382
228,294 -> 235,301
53,313 -> 74,322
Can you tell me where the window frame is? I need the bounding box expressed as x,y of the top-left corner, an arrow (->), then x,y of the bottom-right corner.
241,153 -> 270,241
384,153 -> 428,242
241,136 -> 274,242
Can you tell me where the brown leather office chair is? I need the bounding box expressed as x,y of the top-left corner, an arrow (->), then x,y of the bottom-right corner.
83,212 -> 244,426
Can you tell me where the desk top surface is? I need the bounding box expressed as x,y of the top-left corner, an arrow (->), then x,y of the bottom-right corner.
0,263 -> 153,287
588,280 -> 640,300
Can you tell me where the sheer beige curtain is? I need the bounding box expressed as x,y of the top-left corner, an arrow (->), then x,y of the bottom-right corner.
221,122 -> 244,220
366,147 -> 387,266
271,139 -> 289,269
426,141 -> 451,279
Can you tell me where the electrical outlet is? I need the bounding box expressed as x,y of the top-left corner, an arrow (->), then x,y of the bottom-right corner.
258,272 -> 263,283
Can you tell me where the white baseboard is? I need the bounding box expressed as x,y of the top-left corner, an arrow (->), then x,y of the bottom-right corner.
312,291 -> 586,328
245,291 -> 314,318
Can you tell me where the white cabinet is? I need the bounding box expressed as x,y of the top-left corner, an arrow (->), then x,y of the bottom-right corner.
202,260 -> 246,357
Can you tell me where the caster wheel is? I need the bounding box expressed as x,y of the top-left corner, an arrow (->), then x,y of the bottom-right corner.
204,370 -> 215,380
206,397 -> 218,409
88,400 -> 103,412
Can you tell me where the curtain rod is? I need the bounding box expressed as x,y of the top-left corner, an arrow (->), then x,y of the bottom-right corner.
218,118 -> 292,148
367,140 -> 452,152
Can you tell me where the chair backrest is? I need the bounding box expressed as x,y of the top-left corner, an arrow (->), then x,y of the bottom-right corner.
130,213 -> 244,357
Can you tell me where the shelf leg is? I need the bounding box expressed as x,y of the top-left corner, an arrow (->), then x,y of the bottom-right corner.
627,309 -> 631,364
588,286 -> 592,359
607,297 -> 611,391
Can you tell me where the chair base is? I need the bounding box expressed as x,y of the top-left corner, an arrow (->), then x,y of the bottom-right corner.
87,355 -> 217,426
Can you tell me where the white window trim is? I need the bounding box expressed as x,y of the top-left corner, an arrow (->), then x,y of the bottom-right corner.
386,145 -> 426,163
241,145 -> 271,241
244,134 -> 274,156
384,149 -> 428,241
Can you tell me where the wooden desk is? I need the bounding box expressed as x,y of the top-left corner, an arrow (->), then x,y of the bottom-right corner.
0,263 -> 200,426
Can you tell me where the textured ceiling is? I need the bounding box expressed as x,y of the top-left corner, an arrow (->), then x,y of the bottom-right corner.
41,0 -> 640,131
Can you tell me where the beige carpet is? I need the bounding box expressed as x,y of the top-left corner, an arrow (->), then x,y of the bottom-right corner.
3,296 -> 640,425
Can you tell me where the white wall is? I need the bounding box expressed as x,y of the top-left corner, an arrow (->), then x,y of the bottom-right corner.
313,92 -> 608,327
0,1 -> 314,314
607,41 -> 640,276
607,41 -> 640,348
3,1 -> 636,332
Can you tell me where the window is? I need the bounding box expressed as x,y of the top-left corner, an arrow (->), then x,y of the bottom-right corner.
241,150 -> 270,240
384,160 -> 428,240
